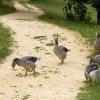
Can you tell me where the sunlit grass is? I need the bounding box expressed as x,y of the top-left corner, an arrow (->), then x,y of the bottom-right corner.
0,24 -> 13,62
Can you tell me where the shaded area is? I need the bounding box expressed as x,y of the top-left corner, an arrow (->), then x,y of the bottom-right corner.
0,5 -> 15,15
1,2 -> 43,20
0,0 -> 16,15
29,0 -> 65,21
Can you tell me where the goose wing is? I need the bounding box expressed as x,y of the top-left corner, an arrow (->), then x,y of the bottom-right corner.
21,56 -> 38,62
59,46 -> 69,53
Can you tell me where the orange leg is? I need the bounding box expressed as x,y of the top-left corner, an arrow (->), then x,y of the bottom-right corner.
34,69 -> 36,75
33,69 -> 39,75
60,60 -> 64,64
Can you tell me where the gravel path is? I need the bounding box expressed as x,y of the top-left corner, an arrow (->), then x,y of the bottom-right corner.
0,2 -> 92,100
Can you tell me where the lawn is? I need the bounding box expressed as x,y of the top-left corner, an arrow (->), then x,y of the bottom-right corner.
0,0 -> 15,62
77,84 -> 100,100
0,24 -> 14,62
29,0 -> 100,100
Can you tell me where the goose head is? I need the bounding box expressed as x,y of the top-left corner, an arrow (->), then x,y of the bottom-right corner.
54,37 -> 58,45
96,32 -> 100,39
12,58 -> 19,69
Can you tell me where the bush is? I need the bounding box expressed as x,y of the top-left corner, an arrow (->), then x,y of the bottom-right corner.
0,0 -> 16,15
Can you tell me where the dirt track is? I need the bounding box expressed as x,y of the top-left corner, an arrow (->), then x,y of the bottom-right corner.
0,2 -> 92,100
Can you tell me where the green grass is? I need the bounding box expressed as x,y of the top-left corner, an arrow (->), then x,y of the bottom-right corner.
77,84 -> 100,100
29,0 -> 100,43
0,24 -> 13,62
0,1 -> 15,62
0,5 -> 16,15
28,0 -> 100,100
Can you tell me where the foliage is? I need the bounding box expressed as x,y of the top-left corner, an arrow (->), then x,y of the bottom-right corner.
88,0 -> 100,25
64,0 -> 89,21
0,5 -> 15,15
0,0 -> 16,15
89,0 -> 100,9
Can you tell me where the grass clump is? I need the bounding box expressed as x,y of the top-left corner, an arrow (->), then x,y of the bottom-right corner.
0,24 -> 13,62
46,40 -> 54,46
77,84 -> 100,100
16,73 -> 23,77
22,94 -> 30,100
0,5 -> 15,15
53,34 -> 61,38
34,36 -> 47,41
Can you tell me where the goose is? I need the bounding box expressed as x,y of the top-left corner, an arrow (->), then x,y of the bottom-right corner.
84,58 -> 99,81
94,32 -> 100,51
12,56 -> 40,76
89,68 -> 100,85
21,56 -> 40,63
91,54 -> 100,65
53,37 -> 70,64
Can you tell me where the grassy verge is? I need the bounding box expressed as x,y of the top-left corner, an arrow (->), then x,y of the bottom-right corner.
0,5 -> 15,15
0,24 -> 14,62
0,1 -> 15,62
77,84 -> 100,100
28,0 -> 100,100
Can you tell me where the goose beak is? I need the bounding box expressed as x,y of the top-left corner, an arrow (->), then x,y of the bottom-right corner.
54,37 -> 58,45
12,62 -> 16,69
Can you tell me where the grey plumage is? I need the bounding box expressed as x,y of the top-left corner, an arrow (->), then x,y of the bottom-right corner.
89,68 -> 100,84
92,54 -> 100,65
84,58 -> 100,84
94,32 -> 100,51
84,61 -> 99,81
12,56 -> 40,76
21,56 -> 40,63
59,46 -> 69,53
53,37 -> 70,64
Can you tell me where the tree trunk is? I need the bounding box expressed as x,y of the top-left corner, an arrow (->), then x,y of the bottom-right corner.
97,9 -> 100,25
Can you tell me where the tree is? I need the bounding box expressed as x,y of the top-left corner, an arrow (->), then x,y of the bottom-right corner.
64,0 -> 100,25
64,0 -> 88,21
89,0 -> 100,25
0,0 -> 3,6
